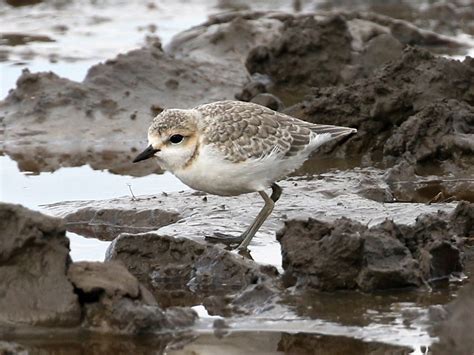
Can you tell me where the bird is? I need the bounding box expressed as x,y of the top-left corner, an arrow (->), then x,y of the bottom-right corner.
133,100 -> 356,250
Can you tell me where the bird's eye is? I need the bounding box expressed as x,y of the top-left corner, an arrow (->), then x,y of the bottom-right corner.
169,134 -> 184,144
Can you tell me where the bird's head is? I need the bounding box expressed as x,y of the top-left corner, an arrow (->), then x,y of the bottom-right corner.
133,109 -> 200,172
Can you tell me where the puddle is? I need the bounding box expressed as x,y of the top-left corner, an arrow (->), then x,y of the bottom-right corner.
0,154 -> 187,261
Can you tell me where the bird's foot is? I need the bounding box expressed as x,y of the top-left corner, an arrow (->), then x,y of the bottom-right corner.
205,232 -> 244,245
205,233 -> 252,257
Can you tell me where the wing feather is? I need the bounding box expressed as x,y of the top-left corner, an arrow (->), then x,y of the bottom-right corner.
197,101 -> 356,162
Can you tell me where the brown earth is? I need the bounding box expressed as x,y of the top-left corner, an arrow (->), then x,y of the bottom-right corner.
106,232 -> 279,314
0,203 -> 196,334
277,202 -> 472,291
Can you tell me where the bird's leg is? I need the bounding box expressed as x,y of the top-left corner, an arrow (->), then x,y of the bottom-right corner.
206,183 -> 282,247
237,183 -> 282,250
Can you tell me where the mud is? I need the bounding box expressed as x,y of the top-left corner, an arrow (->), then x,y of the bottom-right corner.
62,205 -> 180,241
1,10 -> 470,176
317,0 -> 474,36
431,282 -> 474,354
289,47 -> 474,202
45,168 -> 456,243
45,171 -> 468,293
0,332 -> 410,355
0,41 -> 247,174
0,203 -> 197,335
0,202 -> 80,326
2,1 -> 474,352
106,232 -> 279,313
278,202 -> 471,291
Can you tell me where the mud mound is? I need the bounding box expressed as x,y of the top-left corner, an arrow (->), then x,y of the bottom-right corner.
0,202 -> 80,326
68,261 -> 196,334
277,202 -> 471,291
242,11 -> 465,105
0,203 -> 197,334
246,15 -> 352,96
106,232 -> 279,312
0,41 -> 247,174
290,47 -> 474,200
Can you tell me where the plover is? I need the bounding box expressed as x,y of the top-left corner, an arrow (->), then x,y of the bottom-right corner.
133,100 -> 356,250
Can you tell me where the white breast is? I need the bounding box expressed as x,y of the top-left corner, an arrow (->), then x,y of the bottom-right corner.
172,137 -> 327,196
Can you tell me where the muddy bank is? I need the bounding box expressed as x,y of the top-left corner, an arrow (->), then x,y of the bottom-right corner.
45,170 -> 470,295
0,38 -> 247,175
176,10 -> 466,105
1,10 -> 469,175
316,0 -> 474,36
0,202 -> 80,326
289,47 -> 474,202
0,331 -> 411,355
46,168 -> 454,242
0,203 -> 197,334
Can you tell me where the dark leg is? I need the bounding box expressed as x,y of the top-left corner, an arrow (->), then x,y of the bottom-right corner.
206,183 -> 282,249
237,183 -> 282,250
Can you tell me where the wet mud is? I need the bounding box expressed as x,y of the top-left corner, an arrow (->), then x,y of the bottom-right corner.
0,203 -> 197,334
2,0 -> 474,353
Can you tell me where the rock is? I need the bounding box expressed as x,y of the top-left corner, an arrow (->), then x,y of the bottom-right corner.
105,232 -> 279,312
431,282 -> 474,354
277,203 -> 468,291
0,203 -> 81,326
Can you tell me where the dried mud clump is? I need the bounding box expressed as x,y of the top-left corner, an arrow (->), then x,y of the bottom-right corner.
0,202 -> 81,326
292,47 -> 474,201
246,15 -> 352,94
277,202 -> 472,291
0,203 -> 196,334
106,232 -> 279,312
68,261 -> 197,334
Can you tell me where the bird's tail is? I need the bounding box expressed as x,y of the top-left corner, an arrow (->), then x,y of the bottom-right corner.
310,124 -> 357,140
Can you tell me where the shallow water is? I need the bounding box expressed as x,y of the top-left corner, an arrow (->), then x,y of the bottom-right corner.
0,154 -> 187,261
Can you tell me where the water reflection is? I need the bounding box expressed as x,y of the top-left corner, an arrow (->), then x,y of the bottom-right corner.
0,155 -> 187,211
3,331 -> 411,355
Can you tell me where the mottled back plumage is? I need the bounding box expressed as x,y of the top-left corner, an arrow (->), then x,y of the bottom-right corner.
195,100 -> 355,162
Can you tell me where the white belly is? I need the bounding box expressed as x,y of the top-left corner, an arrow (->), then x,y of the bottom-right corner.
172,145 -> 310,196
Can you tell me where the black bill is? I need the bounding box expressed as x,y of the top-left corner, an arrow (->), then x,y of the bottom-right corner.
133,145 -> 159,163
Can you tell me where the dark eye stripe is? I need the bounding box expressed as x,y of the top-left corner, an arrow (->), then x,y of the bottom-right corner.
169,134 -> 184,144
